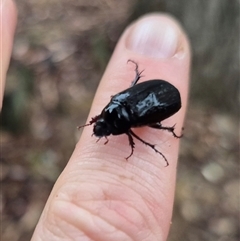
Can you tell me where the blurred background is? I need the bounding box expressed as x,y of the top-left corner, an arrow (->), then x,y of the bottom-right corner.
1,0 -> 239,240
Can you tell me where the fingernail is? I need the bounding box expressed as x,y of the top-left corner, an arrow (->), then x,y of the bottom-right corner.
126,16 -> 182,58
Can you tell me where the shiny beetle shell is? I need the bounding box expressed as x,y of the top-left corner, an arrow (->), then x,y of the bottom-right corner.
78,60 -> 182,166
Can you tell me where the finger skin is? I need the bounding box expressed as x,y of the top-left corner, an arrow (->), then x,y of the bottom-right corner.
32,14 -> 190,241
0,0 -> 17,110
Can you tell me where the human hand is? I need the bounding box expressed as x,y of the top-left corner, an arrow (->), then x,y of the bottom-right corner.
30,13 -> 190,241
0,0 -> 17,110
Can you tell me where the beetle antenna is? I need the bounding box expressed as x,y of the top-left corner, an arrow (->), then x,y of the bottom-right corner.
77,122 -> 93,129
77,115 -> 100,129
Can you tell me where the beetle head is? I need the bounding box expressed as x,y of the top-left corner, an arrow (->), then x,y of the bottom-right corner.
93,118 -> 112,137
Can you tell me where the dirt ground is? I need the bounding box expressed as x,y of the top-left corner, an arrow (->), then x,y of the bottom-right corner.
1,1 -> 239,241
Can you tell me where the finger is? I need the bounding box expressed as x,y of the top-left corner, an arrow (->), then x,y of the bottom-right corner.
0,0 -> 17,110
32,14 -> 190,241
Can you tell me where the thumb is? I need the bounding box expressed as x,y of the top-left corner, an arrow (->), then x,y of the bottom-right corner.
32,14 -> 190,241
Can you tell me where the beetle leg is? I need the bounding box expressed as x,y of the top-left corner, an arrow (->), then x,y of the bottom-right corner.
127,60 -> 144,87
96,137 -> 101,143
129,130 -> 169,166
95,136 -> 108,144
149,123 -> 183,138
103,136 -> 109,145
92,137 -> 109,145
125,131 -> 135,160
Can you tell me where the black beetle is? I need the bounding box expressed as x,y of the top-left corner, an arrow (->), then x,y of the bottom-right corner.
78,60 -> 182,166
